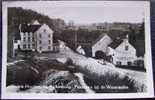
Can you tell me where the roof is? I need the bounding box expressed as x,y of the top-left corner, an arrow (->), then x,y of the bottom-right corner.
91,33 -> 107,46
21,24 -> 41,33
108,39 -> 123,49
32,20 -> 40,25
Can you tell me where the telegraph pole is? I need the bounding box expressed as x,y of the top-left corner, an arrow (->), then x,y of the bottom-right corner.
75,30 -> 77,48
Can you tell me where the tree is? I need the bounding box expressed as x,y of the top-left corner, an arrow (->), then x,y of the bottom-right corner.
138,22 -> 145,39
128,25 -> 136,47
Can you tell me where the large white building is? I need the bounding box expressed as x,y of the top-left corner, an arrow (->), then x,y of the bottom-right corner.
107,35 -> 137,66
19,20 -> 55,53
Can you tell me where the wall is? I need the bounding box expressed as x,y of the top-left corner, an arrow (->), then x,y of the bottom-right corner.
20,32 -> 35,50
36,24 -> 53,52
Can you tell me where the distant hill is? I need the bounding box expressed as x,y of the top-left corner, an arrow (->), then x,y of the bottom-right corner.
8,7 -> 66,39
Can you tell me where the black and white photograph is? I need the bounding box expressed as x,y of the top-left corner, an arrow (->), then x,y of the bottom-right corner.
1,0 -> 154,99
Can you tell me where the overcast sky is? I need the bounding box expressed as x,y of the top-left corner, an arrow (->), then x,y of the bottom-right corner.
5,1 -> 147,24
24,6 -> 144,24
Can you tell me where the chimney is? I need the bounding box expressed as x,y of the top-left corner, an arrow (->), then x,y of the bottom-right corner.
123,34 -> 129,43
19,24 -> 21,33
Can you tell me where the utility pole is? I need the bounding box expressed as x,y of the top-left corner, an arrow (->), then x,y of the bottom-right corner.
12,36 -> 15,58
75,30 -> 77,49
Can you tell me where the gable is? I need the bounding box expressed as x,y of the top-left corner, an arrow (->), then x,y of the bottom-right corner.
92,34 -> 113,53
92,34 -> 112,47
115,41 -> 136,53
35,24 -> 54,34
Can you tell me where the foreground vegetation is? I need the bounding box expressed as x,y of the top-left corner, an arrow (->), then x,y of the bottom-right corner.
7,48 -> 147,93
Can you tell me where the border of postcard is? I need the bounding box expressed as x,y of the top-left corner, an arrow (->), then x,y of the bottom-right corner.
1,0 -> 154,99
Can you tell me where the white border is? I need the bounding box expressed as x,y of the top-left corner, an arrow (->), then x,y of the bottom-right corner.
2,1 -> 154,99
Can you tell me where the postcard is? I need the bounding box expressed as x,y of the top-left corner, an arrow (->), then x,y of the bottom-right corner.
1,0 -> 154,99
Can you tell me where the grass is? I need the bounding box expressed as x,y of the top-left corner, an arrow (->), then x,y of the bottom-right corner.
83,73 -> 139,93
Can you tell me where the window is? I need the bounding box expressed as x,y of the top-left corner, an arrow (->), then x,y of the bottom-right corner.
28,44 -> 31,49
39,47 -> 42,50
116,61 -> 121,65
23,37 -> 26,42
127,62 -> 132,66
43,29 -> 46,32
28,37 -> 31,42
28,33 -> 30,36
125,45 -> 128,51
48,40 -> 51,44
23,44 -> 26,49
32,44 -> 35,48
39,34 -> 42,38
48,46 -> 51,50
23,33 -> 26,36
48,34 -> 51,38
32,37 -> 35,41
39,40 -> 42,44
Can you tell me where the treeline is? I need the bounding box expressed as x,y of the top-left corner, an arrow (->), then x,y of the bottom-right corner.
60,22 -> 145,57
60,29 -> 103,50
8,7 -> 66,39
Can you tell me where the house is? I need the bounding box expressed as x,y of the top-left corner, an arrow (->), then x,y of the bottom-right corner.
19,20 -> 56,53
76,45 -> 85,55
12,39 -> 21,57
72,33 -> 112,57
58,40 -> 69,52
107,35 -> 137,66
91,34 -> 113,57
14,40 -> 21,50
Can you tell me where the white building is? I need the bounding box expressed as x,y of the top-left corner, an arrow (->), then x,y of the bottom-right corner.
76,45 -> 85,55
92,34 -> 113,57
107,35 -> 137,66
35,24 -> 54,53
19,20 -> 54,53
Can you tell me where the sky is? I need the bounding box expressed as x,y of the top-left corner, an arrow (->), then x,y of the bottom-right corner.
23,6 -> 145,25
5,1 -> 146,24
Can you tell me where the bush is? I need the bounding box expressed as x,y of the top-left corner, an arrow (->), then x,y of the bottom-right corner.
7,61 -> 41,90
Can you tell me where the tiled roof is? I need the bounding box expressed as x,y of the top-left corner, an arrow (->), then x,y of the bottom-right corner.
108,39 -> 123,49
